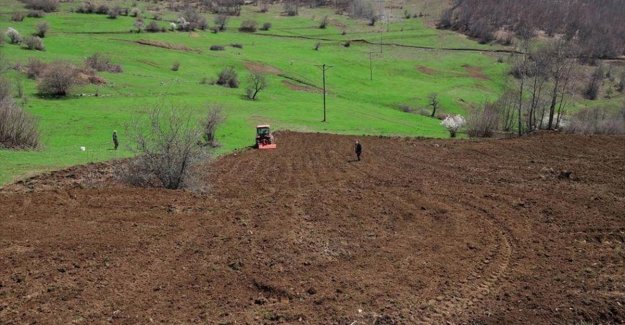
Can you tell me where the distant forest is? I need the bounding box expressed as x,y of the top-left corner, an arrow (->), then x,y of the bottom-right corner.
437,0 -> 625,61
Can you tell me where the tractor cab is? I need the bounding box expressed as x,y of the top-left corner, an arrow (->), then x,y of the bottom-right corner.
255,125 -> 276,149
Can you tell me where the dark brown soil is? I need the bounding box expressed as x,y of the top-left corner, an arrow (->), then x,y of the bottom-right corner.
1,132 -> 624,324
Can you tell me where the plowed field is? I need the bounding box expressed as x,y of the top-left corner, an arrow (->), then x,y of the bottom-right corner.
1,132 -> 624,324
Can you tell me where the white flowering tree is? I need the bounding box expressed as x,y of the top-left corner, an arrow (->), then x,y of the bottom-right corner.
441,115 -> 466,138
6,27 -> 22,44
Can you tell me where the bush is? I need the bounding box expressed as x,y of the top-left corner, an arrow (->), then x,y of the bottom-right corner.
217,66 -> 238,88
130,7 -> 141,17
565,107 -> 625,135
319,16 -> 329,29
210,45 -> 225,51
0,97 -> 40,149
25,57 -> 47,79
107,6 -> 120,19
27,10 -> 44,18
35,21 -> 49,38
466,102 -> 500,137
133,18 -> 144,32
23,36 -> 45,51
11,12 -> 25,22
37,61 -> 77,97
85,53 -> 122,73
0,78 -> 10,101
123,106 -> 210,190
618,72 -> 625,93
239,20 -> 257,32
197,17 -> 209,30
441,115 -> 466,138
231,43 -> 243,49
350,0 -> 374,19
283,1 -> 298,16
246,72 -> 267,100
260,22 -> 271,31
202,105 -> 225,147
75,1 -> 95,13
145,21 -> 161,32
314,42 -> 321,51
214,14 -> 229,31
23,0 -> 58,12
95,3 -> 109,14
584,65 -> 604,100
6,28 -> 23,44
171,62 -> 180,71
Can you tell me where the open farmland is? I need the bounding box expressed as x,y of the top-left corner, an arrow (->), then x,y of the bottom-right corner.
1,132 -> 624,324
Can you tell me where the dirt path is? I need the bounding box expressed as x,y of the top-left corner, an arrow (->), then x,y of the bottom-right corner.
1,132 -> 624,324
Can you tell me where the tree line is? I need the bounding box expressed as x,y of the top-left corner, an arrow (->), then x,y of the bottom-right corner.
438,0 -> 625,62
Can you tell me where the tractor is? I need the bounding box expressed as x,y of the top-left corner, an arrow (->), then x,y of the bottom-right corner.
255,125 -> 276,149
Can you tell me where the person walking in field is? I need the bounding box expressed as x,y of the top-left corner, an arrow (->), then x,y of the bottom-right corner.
354,140 -> 362,161
112,130 -> 119,150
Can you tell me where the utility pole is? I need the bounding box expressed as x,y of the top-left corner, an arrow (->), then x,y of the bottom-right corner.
316,64 -> 333,122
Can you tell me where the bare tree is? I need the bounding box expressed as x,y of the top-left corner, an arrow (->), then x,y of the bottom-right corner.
202,105 -> 225,147
428,93 -> 440,118
246,72 -> 267,100
124,106 -> 210,189
214,14 -> 229,31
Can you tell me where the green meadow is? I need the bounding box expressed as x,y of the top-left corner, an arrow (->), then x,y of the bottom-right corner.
0,1 -> 514,184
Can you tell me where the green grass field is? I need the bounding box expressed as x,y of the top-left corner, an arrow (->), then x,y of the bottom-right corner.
0,1 -> 535,184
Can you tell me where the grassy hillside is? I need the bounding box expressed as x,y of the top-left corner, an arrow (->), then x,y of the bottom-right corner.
0,1 -> 513,184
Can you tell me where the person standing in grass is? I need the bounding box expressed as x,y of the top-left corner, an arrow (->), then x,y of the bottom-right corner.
354,140 -> 362,161
112,130 -> 119,150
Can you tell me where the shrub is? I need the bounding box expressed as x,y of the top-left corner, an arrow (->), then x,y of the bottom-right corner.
239,20 -> 257,32
202,105 -> 225,147
319,16 -> 329,29
27,10 -> 44,18
133,18 -> 144,32
466,102 -> 500,137
152,13 -> 162,20
283,1 -> 298,16
12,12 -> 25,22
343,41 -> 351,47
107,6 -> 120,19
123,106 -> 210,190
95,3 -> 109,14
441,115 -> 466,138
130,7 -> 141,17
584,65 -> 604,100
618,72 -> 625,93
246,72 -> 267,100
6,28 -> 23,44
565,107 -> 625,135
350,0 -> 374,20
75,1 -> 95,13
37,61 -> 77,97
0,78 -> 10,102
197,16 -> 208,30
231,43 -> 243,49
25,57 -> 47,79
217,66 -> 238,88
314,42 -> 320,50
35,21 -> 49,38
145,21 -> 160,32
214,14 -> 228,31
0,97 -> 40,149
85,53 -> 122,73
23,0 -> 58,12
23,36 -> 45,51
260,22 -> 271,31
368,16 -> 378,26
210,45 -> 225,51
171,62 -> 180,71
